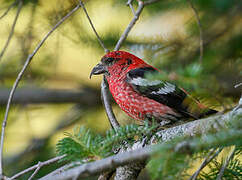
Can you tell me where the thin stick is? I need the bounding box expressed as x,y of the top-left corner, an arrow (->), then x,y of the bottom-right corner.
28,162 -> 41,180
189,148 -> 222,180
114,0 -> 144,51
0,0 -> 23,62
234,83 -> 242,88
127,0 -> 136,16
0,0 -> 18,20
78,1 -> 119,129
79,0 -> 109,53
216,147 -> 236,180
187,0 -> 203,63
0,4 -> 81,176
101,77 -> 120,129
9,155 -> 65,180
143,0 -> 161,5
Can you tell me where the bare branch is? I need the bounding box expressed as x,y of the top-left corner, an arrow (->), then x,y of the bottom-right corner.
216,146 -> 236,180
143,0 -> 161,6
114,1 -> 144,51
189,148 -> 223,180
101,78 -> 120,129
79,0 -> 109,53
0,0 -> 23,62
9,155 -> 65,180
0,3 -> 82,176
127,0 -> 136,16
0,0 -> 18,20
78,0 -> 118,131
187,0 -> 204,63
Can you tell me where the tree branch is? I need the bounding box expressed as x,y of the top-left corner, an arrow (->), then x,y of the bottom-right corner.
101,78 -> 120,129
77,0 -> 118,131
216,146 -> 236,180
9,155 -> 65,180
0,87 -> 100,105
40,99 -> 242,180
0,0 -> 23,62
0,0 -> 18,20
79,1 -> 109,53
114,0 -> 144,51
0,3 -> 82,177
189,148 -> 223,180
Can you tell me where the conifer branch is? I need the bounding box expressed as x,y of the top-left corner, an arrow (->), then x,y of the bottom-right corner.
40,99 -> 241,180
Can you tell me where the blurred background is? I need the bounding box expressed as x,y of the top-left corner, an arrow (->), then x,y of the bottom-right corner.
0,0 -> 241,179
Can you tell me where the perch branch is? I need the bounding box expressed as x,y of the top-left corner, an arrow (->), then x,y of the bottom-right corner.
78,1 -> 119,129
0,3 -> 81,176
40,100 -> 241,180
0,0 -> 23,62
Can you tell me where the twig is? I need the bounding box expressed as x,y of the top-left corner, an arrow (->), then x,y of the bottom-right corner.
127,0 -> 136,16
114,0 -> 144,51
77,1 -> 118,129
234,83 -> 242,88
9,155 -> 65,180
0,0 -> 23,62
216,147 -> 236,180
0,3 -> 81,176
189,148 -> 223,180
79,0 -> 109,53
0,0 -> 18,20
101,77 -> 120,129
28,162 -> 41,180
143,0 -> 161,5
187,0 -> 203,63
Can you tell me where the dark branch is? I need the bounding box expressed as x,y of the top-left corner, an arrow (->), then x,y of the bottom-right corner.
0,0 -> 18,20
0,87 -> 100,105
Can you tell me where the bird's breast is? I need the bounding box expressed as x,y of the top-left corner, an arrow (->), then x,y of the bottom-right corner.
107,76 -> 178,122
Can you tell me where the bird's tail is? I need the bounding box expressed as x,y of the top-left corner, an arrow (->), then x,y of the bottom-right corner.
198,108 -> 218,118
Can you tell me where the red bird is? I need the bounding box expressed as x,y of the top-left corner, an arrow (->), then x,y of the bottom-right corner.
90,51 -> 216,126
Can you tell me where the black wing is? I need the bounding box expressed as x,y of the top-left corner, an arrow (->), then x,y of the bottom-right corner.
126,67 -> 196,118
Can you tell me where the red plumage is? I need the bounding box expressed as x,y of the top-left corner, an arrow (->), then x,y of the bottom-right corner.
90,51 -> 216,126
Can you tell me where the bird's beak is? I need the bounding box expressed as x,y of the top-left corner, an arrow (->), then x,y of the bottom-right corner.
90,63 -> 107,79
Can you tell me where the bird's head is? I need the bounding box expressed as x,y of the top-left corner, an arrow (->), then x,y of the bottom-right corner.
90,51 -> 147,79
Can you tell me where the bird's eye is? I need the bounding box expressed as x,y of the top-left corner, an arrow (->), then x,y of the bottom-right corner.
106,57 -> 115,63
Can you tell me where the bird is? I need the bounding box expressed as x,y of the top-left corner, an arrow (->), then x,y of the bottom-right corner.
90,50 -> 217,127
